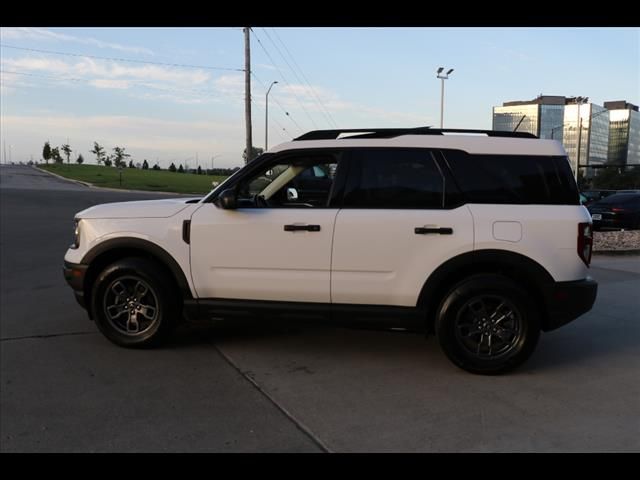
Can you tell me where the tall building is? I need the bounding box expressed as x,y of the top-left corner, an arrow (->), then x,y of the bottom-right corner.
492,96 -> 565,141
562,100 -> 609,172
605,101 -> 640,166
492,95 -> 609,174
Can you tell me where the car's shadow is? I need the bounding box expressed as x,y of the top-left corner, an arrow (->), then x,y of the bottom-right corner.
165,312 -> 639,375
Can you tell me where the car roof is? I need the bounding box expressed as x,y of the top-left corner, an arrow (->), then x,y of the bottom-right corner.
269,133 -> 566,157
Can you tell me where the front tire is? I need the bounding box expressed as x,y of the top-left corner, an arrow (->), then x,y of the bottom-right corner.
435,274 -> 540,375
91,257 -> 180,348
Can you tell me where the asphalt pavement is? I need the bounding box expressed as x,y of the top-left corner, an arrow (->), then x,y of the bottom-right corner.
1,164 -> 638,452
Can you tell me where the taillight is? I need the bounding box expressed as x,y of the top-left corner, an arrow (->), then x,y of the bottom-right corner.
611,207 -> 626,213
578,222 -> 593,266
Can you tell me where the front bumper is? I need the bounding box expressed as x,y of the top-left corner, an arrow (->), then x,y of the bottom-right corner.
63,261 -> 88,309
541,278 -> 598,331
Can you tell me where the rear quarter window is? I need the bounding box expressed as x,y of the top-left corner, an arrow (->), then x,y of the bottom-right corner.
441,150 -> 580,205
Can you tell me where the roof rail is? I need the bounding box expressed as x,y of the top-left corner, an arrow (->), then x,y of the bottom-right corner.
293,127 -> 538,141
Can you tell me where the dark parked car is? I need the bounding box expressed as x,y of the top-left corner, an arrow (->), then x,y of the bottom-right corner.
581,190 -> 617,206
588,193 -> 640,230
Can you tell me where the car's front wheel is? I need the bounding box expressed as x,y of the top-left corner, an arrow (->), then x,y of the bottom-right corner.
435,274 -> 540,375
91,257 -> 179,348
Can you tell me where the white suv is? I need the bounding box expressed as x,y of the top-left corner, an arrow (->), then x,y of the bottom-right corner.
63,127 -> 598,374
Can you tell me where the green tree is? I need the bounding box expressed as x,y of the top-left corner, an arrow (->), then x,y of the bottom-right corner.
242,146 -> 264,164
51,147 -> 63,164
112,146 -> 130,168
76,153 -> 84,165
90,142 -> 106,165
142,159 -> 149,170
152,163 -> 161,171
61,143 -> 72,164
197,165 -> 202,175
168,162 -> 176,172
178,164 -> 184,173
42,141 -> 52,165
592,166 -> 640,190
103,156 -> 113,167
128,160 -> 135,168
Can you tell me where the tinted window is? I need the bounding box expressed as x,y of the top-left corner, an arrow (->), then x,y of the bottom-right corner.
343,149 -> 444,209
443,150 -> 580,205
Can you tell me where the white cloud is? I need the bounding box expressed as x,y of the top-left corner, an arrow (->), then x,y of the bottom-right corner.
2,56 -> 211,87
1,27 -> 155,55
89,79 -> 130,89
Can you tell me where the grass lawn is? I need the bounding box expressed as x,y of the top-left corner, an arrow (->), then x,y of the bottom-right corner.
40,163 -> 228,195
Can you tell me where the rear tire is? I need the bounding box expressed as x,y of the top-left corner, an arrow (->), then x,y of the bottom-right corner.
435,274 -> 540,375
91,257 -> 180,348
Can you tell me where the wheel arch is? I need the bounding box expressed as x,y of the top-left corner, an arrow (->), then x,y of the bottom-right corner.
418,249 -> 555,332
81,237 -> 193,318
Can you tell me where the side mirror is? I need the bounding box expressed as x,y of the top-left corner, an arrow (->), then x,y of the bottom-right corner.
215,188 -> 237,210
286,187 -> 299,201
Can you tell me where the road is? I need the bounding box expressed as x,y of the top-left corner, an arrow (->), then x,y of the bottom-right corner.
1,165 -> 639,452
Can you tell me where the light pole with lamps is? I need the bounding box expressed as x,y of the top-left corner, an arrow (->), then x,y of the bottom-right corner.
210,154 -> 222,173
265,81 -> 278,151
436,67 -> 454,128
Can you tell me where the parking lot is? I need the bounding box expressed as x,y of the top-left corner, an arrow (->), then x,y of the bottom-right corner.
1,165 -> 639,452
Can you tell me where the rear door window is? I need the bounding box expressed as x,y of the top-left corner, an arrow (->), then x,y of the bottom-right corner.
343,149 -> 445,209
441,150 -> 580,205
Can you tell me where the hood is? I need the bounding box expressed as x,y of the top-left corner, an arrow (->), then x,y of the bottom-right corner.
76,197 -> 201,219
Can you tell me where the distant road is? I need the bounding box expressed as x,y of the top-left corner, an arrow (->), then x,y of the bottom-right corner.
0,164 -> 88,191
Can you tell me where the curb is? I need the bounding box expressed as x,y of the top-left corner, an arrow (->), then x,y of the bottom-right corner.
33,166 -> 203,196
593,250 -> 640,256
33,165 -> 92,188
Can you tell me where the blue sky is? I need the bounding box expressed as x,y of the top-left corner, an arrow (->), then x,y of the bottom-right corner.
1,27 -> 638,168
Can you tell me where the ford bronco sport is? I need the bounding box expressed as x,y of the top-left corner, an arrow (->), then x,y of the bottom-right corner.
63,127 -> 598,374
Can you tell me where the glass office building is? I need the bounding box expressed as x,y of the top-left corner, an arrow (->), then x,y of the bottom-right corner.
493,96 -> 610,175
492,96 -> 566,142
606,101 -> 640,166
563,103 -> 609,173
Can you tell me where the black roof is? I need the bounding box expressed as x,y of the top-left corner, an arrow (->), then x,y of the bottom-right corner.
294,127 -> 538,141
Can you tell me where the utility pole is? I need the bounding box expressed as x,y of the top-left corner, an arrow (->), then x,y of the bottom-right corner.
244,27 -> 253,164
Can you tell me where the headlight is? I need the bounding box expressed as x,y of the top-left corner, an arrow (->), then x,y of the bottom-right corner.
70,219 -> 81,249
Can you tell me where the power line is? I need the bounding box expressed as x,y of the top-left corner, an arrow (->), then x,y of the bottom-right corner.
249,28 -> 319,130
1,69 -> 244,103
0,44 -> 244,72
267,28 -> 339,129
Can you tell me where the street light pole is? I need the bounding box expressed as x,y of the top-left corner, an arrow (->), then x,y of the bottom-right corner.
574,96 -> 588,182
436,67 -> 454,128
265,81 -> 278,151
210,154 -> 222,173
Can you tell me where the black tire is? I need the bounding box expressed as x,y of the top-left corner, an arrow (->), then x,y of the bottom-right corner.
91,257 -> 180,348
435,274 -> 540,375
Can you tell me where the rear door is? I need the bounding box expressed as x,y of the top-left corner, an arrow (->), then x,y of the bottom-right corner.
331,148 -> 474,307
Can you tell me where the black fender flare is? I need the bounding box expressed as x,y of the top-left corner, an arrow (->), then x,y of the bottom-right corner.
417,249 -> 555,328
81,237 -> 193,299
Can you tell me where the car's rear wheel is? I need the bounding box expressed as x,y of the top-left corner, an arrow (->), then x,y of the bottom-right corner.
91,257 -> 179,348
435,274 -> 540,375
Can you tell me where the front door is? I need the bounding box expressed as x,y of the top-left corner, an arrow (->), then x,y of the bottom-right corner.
189,151 -> 343,303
